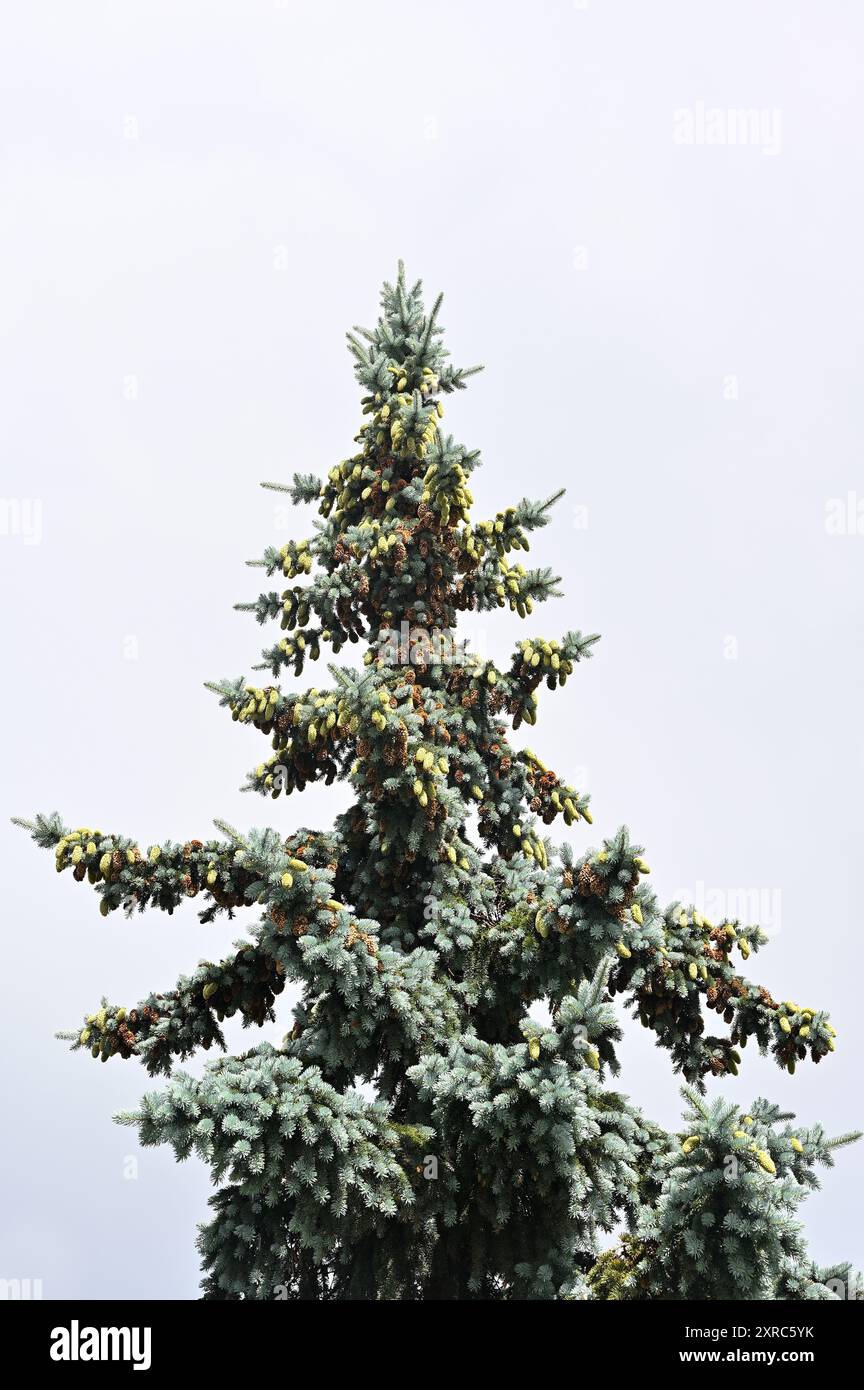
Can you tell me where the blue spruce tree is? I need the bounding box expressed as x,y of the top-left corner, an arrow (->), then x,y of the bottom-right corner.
15,266 -> 859,1300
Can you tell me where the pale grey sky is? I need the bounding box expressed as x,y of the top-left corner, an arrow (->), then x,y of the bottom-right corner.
1,0 -> 862,1298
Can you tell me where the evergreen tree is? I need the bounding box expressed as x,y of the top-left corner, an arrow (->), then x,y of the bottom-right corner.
15,265 -> 859,1300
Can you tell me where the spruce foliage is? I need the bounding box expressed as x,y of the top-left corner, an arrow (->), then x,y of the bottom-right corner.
15,266 -> 859,1300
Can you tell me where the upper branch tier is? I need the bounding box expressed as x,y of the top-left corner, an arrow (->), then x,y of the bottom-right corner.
239,265 -> 578,670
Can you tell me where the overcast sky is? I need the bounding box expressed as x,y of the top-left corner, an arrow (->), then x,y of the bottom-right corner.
1,0 -> 862,1298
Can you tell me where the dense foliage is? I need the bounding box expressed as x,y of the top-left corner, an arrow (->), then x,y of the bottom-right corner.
16,266 -> 859,1299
